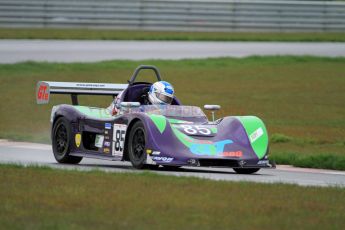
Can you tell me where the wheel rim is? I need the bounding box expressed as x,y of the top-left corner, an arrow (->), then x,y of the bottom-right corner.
132,128 -> 145,159
55,123 -> 68,155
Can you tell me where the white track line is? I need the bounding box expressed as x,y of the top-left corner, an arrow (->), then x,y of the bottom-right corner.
276,165 -> 345,176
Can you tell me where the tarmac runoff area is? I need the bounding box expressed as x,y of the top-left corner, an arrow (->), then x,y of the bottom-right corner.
0,40 -> 344,63
1,140 -> 345,188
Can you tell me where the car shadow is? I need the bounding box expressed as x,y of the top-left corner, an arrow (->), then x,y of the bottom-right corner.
154,166 -> 272,176
53,162 -> 273,176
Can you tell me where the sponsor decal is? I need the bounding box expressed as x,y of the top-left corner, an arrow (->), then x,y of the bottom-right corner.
152,151 -> 160,156
104,141 -> 111,147
76,83 -> 106,88
257,160 -> 269,165
190,139 -> 233,156
103,148 -> 110,154
95,135 -> 104,148
146,149 -> 160,156
250,127 -> 264,143
222,151 -> 242,157
112,124 -> 127,157
104,136 -> 110,140
105,123 -> 112,130
152,157 -> 174,163
104,130 -> 109,135
36,83 -> 49,104
75,133 -> 81,148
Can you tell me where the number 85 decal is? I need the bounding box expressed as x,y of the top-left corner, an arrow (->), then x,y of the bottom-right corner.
180,125 -> 212,135
113,124 -> 127,156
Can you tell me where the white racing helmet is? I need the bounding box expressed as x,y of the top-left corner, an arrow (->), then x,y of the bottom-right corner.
148,81 -> 174,105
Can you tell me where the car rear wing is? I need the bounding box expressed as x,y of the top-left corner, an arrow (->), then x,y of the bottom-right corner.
36,81 -> 128,105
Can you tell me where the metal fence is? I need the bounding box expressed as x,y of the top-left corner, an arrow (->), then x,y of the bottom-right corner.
0,0 -> 344,32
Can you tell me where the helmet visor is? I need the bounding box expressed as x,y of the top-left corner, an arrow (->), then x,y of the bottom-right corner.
155,92 -> 173,104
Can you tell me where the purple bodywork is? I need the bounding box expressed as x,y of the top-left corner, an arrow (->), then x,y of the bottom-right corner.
51,82 -> 275,170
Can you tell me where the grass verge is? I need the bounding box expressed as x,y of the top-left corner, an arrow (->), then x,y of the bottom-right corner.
271,152 -> 345,170
0,164 -> 344,230
0,56 -> 344,169
0,28 -> 345,42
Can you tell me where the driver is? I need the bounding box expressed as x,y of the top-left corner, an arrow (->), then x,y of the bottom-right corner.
108,81 -> 174,116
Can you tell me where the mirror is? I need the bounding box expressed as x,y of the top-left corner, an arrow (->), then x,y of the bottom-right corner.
120,102 -> 141,108
204,104 -> 221,122
119,102 -> 141,115
204,105 -> 221,111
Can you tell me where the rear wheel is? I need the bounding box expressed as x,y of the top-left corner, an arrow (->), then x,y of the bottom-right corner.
233,168 -> 260,174
128,121 -> 147,169
52,117 -> 82,164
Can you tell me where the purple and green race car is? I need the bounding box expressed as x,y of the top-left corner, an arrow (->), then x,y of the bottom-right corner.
36,65 -> 275,174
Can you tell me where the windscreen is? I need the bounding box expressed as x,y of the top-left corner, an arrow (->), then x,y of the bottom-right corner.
140,105 -> 207,118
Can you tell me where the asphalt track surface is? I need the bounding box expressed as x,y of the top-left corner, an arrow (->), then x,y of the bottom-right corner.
0,40 -> 345,63
1,140 -> 345,187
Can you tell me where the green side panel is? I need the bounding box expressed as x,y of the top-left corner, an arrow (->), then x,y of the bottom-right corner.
168,118 -> 191,124
236,116 -> 268,159
149,114 -> 167,134
74,106 -> 113,119
210,127 -> 218,134
171,127 -> 192,148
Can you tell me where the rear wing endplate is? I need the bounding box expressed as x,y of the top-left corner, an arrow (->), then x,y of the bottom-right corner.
36,81 -> 128,105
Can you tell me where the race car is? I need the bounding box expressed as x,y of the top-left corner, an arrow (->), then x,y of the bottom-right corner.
36,65 -> 275,174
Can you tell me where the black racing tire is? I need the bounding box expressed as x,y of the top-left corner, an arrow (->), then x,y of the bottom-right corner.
128,120 -> 147,169
233,168 -> 260,174
52,117 -> 82,164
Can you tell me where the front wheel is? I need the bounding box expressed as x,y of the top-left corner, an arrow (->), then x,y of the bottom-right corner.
52,117 -> 82,164
128,121 -> 147,169
233,168 -> 260,174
